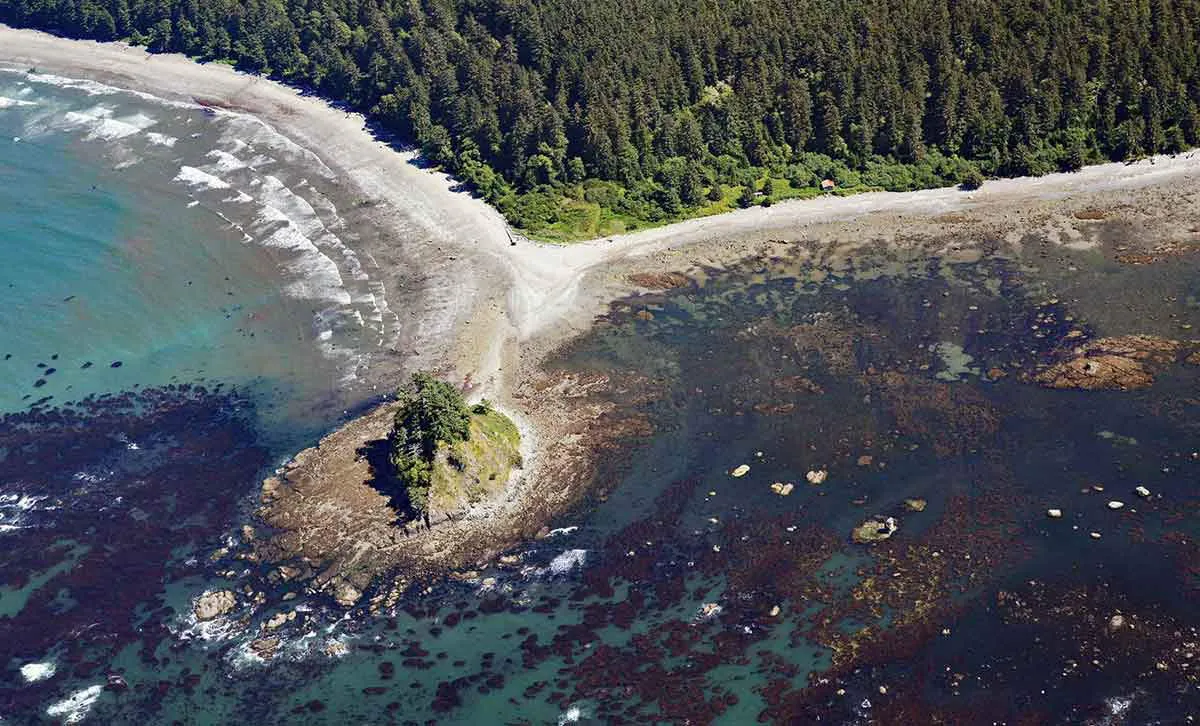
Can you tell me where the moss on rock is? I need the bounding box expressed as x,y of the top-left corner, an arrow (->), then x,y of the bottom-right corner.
428,408 -> 523,514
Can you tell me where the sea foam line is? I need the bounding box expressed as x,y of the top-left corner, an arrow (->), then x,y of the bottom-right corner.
45,684 -> 103,724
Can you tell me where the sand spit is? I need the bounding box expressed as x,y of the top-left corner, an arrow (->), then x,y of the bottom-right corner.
5,25 -> 1200,606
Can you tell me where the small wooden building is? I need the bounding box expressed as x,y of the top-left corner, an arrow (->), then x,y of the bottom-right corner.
820,179 -> 836,192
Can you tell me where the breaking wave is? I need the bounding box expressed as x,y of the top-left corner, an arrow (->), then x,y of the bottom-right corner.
2,68 -> 401,386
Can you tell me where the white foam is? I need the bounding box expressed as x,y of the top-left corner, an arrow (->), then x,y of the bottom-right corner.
546,526 -> 579,538
45,684 -> 103,724
175,166 -> 231,190
222,115 -> 336,178
146,132 -> 177,147
0,96 -> 36,109
20,661 -> 56,683
60,106 -> 157,141
548,549 -> 587,575
207,149 -> 248,172
557,706 -> 585,725
15,495 -> 45,510
7,69 -> 195,111
258,222 -> 351,303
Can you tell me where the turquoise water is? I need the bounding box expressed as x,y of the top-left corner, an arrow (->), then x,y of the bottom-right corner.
0,70 -> 395,434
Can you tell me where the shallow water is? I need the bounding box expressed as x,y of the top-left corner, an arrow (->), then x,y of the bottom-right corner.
0,69 -> 395,432
2,72 -> 1199,725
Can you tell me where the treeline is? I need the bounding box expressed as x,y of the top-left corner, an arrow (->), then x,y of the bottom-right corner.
5,0 -> 1199,238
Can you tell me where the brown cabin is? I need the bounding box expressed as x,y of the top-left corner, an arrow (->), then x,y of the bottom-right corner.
820,179 -> 836,192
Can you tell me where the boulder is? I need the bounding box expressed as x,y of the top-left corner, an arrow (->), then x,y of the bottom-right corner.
806,469 -> 828,485
731,464 -> 750,478
250,637 -> 280,660
333,581 -> 362,608
696,602 -> 722,620
193,590 -> 236,622
852,516 -> 898,544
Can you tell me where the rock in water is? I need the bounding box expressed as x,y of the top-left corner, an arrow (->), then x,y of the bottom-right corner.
731,464 -> 750,478
852,516 -> 898,544
1135,486 -> 1151,498
1107,500 -> 1125,510
193,590 -> 236,621
806,469 -> 828,484
333,581 -> 362,608
1033,335 -> 1184,391
1047,508 -> 1063,519
250,637 -> 280,660
904,498 -> 927,512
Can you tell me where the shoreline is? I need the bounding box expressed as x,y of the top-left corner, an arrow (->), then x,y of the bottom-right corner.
4,26 -> 1198,397
4,25 -> 1200,604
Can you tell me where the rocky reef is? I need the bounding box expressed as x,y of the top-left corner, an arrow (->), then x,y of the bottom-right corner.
1032,335 -> 1195,390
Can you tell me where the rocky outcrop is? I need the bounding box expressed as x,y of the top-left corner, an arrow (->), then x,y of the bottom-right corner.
627,272 -> 692,290
193,590 -> 236,621
1033,335 -> 1186,391
852,517 -> 898,544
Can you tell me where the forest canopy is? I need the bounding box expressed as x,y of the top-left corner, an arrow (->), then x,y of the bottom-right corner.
5,0 -> 1199,239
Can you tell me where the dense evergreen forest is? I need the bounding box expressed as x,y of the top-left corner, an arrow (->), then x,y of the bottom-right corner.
4,0 -> 1199,239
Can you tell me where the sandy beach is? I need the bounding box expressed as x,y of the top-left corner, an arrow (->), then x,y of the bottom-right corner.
3,25 -> 1198,406
5,25 -> 1200,601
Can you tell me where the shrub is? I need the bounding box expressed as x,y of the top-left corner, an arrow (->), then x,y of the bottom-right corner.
959,166 -> 985,190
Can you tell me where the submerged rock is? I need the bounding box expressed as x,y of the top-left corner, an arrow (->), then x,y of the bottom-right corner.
193,590 -> 236,621
903,498 -> 927,512
1033,335 -> 1186,391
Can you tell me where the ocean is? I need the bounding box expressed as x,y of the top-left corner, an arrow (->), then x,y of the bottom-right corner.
0,69 -> 397,431
2,68 -> 1199,725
